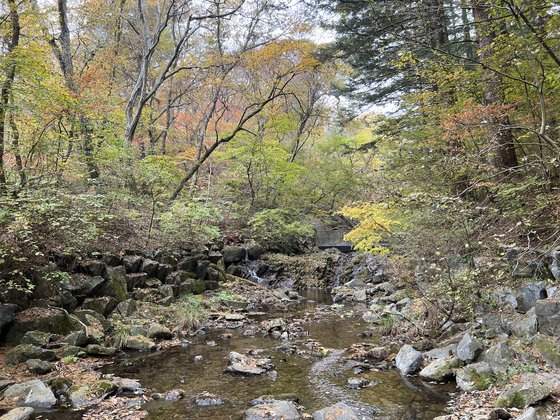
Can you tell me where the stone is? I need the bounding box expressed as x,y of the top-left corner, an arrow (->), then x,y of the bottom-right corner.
158,284 -> 174,298
62,330 -> 89,347
512,308 -> 537,338
495,382 -> 550,408
353,289 -> 367,302
0,304 -> 17,334
126,273 -> 147,290
483,342 -> 516,373
85,344 -> 117,357
122,256 -> 143,273
112,377 -> 143,393
262,318 -> 285,332
223,246 -> 246,264
516,283 -> 546,313
226,351 -> 274,375
81,260 -> 107,277
516,407 -> 543,420
246,242 -> 265,260
115,299 -> 137,317
6,344 -> 56,365
457,332 -> 483,363
196,260 -> 210,280
147,323 -> 173,340
195,392 -> 224,406
455,362 -> 496,391
535,298 -> 560,336
47,376 -> 73,398
246,401 -> 300,420
82,296 -> 118,316
63,274 -> 105,297
69,380 -> 118,408
144,277 -> 162,288
424,345 -> 456,360
20,330 -> 54,347
251,394 -> 300,405
157,264 -> 173,281
532,335 -> 560,368
125,335 -> 156,351
55,345 -> 83,359
419,356 -> 464,382
0,407 -> 34,420
102,254 -> 122,267
347,377 -> 370,389
102,266 -> 129,302
140,259 -> 159,277
312,403 -> 359,420
395,344 -> 423,375
3,307 -> 81,344
25,359 -> 54,374
0,379 -> 16,391
3,379 -> 57,409
152,389 -> 184,400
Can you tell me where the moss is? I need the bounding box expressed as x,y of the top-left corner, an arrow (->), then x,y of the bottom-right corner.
534,337 -> 560,368
91,380 -> 118,396
471,370 -> 494,390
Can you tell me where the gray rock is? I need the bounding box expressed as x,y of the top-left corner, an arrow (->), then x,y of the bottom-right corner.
246,401 -> 300,420
516,407 -> 545,420
456,332 -> 483,363
313,403 -> 359,420
483,341 -> 516,373
395,344 -> 423,375
20,331 -> 54,347
3,308 -> 81,344
102,266 -> 129,302
226,351 -> 274,376
223,246 -> 247,264
195,392 -> 224,406
535,298 -> 560,336
3,379 -> 57,409
347,377 -> 370,389
455,362 -> 495,391
6,344 -> 56,365
0,304 -> 17,334
495,381 -> 550,408
147,323 -> 173,340
69,380 -> 118,408
55,345 -> 83,359
82,296 -> 118,316
85,344 -> 117,357
62,275 -> 105,297
424,345 -> 456,360
532,335 -> 560,368
112,377 -> 142,393
125,335 -> 156,351
63,331 -> 89,347
0,379 -> 16,391
140,259 -> 159,277
0,407 -> 34,420
122,255 -> 143,273
126,273 -> 147,290
81,260 -> 107,277
25,359 -> 54,374
115,299 -> 137,317
419,356 -> 464,382
512,308 -> 537,338
516,283 -> 546,313
550,249 -> 560,282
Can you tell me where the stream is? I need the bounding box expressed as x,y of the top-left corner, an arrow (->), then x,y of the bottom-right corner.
99,290 -> 453,419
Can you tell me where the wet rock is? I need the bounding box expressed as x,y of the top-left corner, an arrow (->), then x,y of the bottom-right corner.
195,392 -> 224,406
223,246 -> 246,264
20,330 -> 54,347
313,402 -> 359,420
0,407 -> 34,420
395,344 -> 423,375
455,362 -> 495,391
112,377 -> 143,393
3,379 -> 57,409
152,389 -> 184,400
69,380 -> 118,408
532,335 -> 560,368
125,335 -> 156,351
456,332 -> 483,363
3,307 -> 81,344
147,323 -> 173,340
82,296 -> 118,316
419,356 -> 464,382
6,344 -> 56,365
516,283 -> 546,313
102,266 -> 129,302
85,344 -> 117,357
495,382 -> 550,408
226,351 -> 275,376
194,355 -> 203,363
251,394 -> 300,405
535,298 -> 560,336
246,401 -> 300,420
63,275 -> 105,297
483,341 -> 516,373
25,359 -> 54,374
262,318 -> 285,332
512,308 -> 537,338
0,304 -> 18,334
347,377 -> 370,389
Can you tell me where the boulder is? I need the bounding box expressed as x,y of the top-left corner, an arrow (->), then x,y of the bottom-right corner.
483,342 -> 516,373
226,351 -> 274,376
102,266 -> 129,302
223,246 -> 246,264
125,335 -> 156,351
516,407 -> 545,420
512,308 -> 537,338
102,254 -> 122,267
395,345 -> 423,375
147,323 -> 173,340
455,362 -> 495,391
62,274 -> 105,297
6,344 -> 56,365
0,304 -> 17,334
532,335 -> 560,368
63,330 -> 89,347
312,403 -> 359,420
25,359 -> 54,374
535,298 -> 560,336
246,401 -> 300,420
516,283 -> 546,313
0,379 -> 16,391
0,407 -> 34,420
55,345 -> 83,359
157,264 -> 173,281
126,273 -> 147,290
69,380 -> 118,408
47,376 -> 73,399
419,356 -> 464,382
20,331 -> 54,347
3,307 -> 81,344
424,345 -> 456,360
85,344 -> 117,357
3,379 -> 57,409
81,260 -> 107,277
456,332 -> 483,363
246,242 -> 265,260
81,296 -> 118,316
495,382 -> 550,409
115,299 -> 137,317
122,256 -> 143,273
140,259 -> 159,277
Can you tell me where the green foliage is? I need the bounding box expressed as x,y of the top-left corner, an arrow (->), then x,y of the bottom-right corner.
172,295 -> 207,330
245,209 -> 314,253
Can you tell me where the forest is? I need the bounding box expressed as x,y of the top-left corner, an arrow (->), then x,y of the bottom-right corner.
0,0 -> 560,419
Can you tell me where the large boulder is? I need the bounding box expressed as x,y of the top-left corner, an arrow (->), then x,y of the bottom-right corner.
512,308 -> 537,338
455,362 -> 495,391
495,382 -> 551,409
102,266 -> 129,302
3,379 -> 57,409
456,332 -> 483,363
122,256 -> 143,273
532,335 -> 560,368
0,407 -> 34,420
223,246 -> 247,264
62,274 -> 105,297
81,296 -> 118,316
535,298 -> 560,336
140,259 -> 159,277
245,401 -> 300,420
312,403 -> 359,420
395,345 -> 423,375
6,344 -> 56,365
516,283 -> 546,313
3,307 -> 81,344
419,356 -> 463,382
0,303 -> 17,335
20,331 -> 54,347
80,260 -> 107,277
483,341 -> 516,373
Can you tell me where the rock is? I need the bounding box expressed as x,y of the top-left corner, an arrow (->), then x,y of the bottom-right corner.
0,304 -> 17,334
20,330 -> 54,347
102,266 -> 129,302
347,377 -> 370,389
535,298 -> 560,336
122,256 -> 143,273
125,335 -> 156,351
152,389 -> 184,400
532,335 -> 560,368
82,296 -> 118,316
157,264 -> 173,281
0,379 -> 16,391
144,277 -> 162,288
419,356 -> 464,382
395,344 -> 423,375
226,351 -> 274,375
424,345 -> 456,360
126,273 -> 147,290
194,355 -> 203,363
140,259 -> 159,277
102,254 -> 122,267
456,332 -> 483,363
0,407 -> 34,420
312,402 -> 359,420
516,407 -> 544,420
262,318 -> 285,332
455,362 -> 495,391
246,242 -> 264,260
353,289 -> 367,302
47,376 -> 73,398
112,377 -> 143,393
85,344 -> 117,357
516,283 -> 546,313
3,307 -> 81,344
147,323 -> 173,340
195,392 -> 224,406
69,380 -> 118,408
55,345 -> 83,359
512,308 -> 537,338
223,246 -> 246,264
25,359 -> 54,374
483,342 -> 516,373
3,379 -> 57,409
81,260 -> 107,277
6,344 -> 56,365
115,299 -> 137,317
251,394 -> 300,405
495,382 -> 550,408
488,408 -> 512,420
246,401 -> 300,420
62,330 -> 89,347
195,260 -> 210,280
63,274 -> 105,297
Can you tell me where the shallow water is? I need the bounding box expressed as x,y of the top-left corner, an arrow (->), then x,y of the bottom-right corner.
102,291 -> 454,419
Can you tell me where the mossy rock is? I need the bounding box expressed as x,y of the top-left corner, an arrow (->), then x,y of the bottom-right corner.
6,344 -> 56,365
3,308 -> 82,344
55,345 -> 83,359
456,362 -> 496,391
533,336 -> 560,368
102,266 -> 129,302
495,382 -> 550,408
47,376 -> 73,397
68,380 -> 117,408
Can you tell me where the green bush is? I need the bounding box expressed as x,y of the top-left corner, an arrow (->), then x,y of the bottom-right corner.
245,209 -> 313,253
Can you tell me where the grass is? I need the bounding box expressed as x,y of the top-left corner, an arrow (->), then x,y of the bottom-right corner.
173,295 -> 208,330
